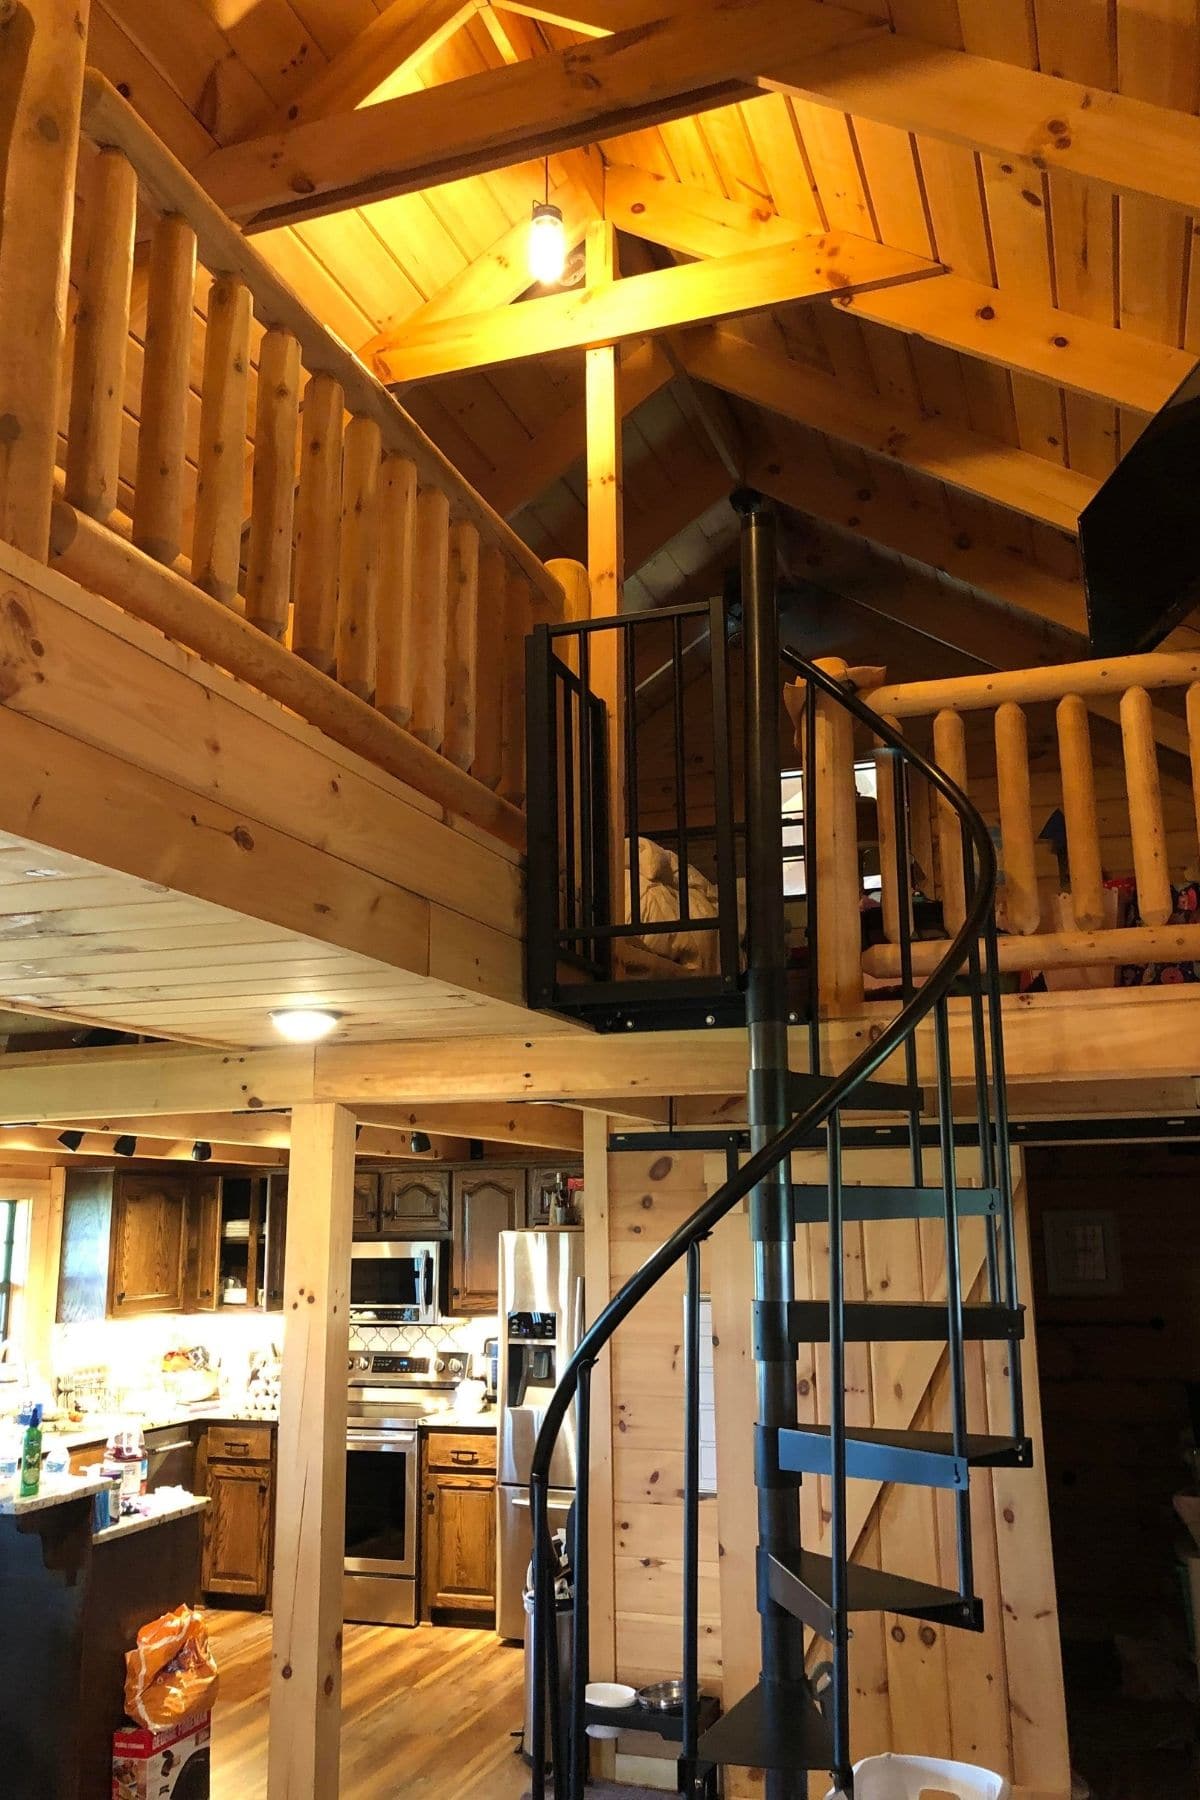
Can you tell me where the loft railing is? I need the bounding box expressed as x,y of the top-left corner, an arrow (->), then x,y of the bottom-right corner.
853,651 -> 1200,987
526,631 -> 1023,1796
0,11 -> 568,849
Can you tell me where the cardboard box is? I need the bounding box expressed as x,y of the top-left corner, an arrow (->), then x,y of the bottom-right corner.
112,1713 -> 211,1800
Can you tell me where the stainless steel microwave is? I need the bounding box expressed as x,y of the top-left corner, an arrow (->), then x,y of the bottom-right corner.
349,1240 -> 443,1324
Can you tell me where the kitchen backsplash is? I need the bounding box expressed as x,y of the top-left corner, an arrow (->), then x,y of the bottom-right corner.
49,1310 -> 498,1408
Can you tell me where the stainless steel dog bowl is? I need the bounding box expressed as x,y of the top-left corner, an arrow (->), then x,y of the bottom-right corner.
636,1680 -> 687,1714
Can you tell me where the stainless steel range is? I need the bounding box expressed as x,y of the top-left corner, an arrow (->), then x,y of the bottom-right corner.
344,1348 -> 466,1626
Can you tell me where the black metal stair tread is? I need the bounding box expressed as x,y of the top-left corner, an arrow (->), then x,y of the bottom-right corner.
791,1183 -> 1000,1223
776,1424 -> 1033,1491
781,1301 -> 1024,1341
767,1548 -> 983,1636
790,1070 -> 924,1114
695,1677 -> 832,1772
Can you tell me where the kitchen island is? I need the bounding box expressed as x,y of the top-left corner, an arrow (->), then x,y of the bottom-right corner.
0,1478 -> 208,1800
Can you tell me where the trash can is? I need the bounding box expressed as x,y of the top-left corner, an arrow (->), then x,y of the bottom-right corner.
824,1754 -> 1012,1800
522,1586 -> 573,1770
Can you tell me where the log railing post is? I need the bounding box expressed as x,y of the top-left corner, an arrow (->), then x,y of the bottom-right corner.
1055,694 -> 1105,931
872,716 -> 902,946
245,326 -> 301,640
292,371 -> 344,676
133,213 -> 198,567
0,0 -> 90,559
375,451 -> 417,727
408,485 -> 451,750
932,708 -> 969,933
337,412 -> 382,702
994,700 -> 1040,935
65,146 -> 138,523
812,655 -> 864,1010
500,571 -> 533,807
444,519 -> 480,772
1120,684 -> 1173,925
192,274 -> 252,606
471,543 -> 507,793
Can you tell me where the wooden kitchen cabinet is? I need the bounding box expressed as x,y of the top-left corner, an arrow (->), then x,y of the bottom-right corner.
108,1173 -> 191,1317
198,1424 -> 275,1603
421,1433 -> 496,1621
527,1164 -> 583,1227
379,1168 -> 451,1237
352,1170 -> 379,1235
450,1168 -> 525,1314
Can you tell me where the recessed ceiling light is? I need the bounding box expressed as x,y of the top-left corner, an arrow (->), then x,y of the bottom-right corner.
22,868 -> 64,879
269,1007 -> 342,1043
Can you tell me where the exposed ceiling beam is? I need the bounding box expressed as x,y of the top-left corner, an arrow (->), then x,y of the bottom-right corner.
242,0 -> 479,135
497,0 -> 1200,217
199,2 -> 875,228
680,326 -> 1099,531
0,1127 -> 287,1165
605,164 -> 1192,416
483,338 -> 674,518
748,421 -> 1086,637
476,2 -> 607,211
354,1102 -> 583,1151
364,234 -> 943,382
55,1102 -> 583,1153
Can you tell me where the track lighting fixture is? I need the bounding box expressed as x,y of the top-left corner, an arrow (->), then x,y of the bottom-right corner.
410,1131 -> 432,1154
57,1129 -> 84,1151
113,1135 -> 137,1157
191,1140 -> 212,1162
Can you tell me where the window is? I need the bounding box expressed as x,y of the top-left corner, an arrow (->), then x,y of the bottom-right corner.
0,1201 -> 16,1339
781,762 -> 881,899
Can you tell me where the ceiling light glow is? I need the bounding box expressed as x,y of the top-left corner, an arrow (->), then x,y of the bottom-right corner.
529,200 -> 566,286
269,1007 -> 342,1043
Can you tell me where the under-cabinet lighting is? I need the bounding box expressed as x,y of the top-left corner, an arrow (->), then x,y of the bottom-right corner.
269,1007 -> 341,1043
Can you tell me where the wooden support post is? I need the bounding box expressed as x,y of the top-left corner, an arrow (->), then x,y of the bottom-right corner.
581,1115 -> 616,1685
1120,684 -> 1173,926
1056,694 -> 1105,932
0,0 -> 89,558
133,214 -> 198,567
444,519 -> 480,771
337,414 -> 383,702
932,708 -> 969,933
994,701 -> 1040,936
375,452 -> 418,726
269,1101 -> 355,1800
813,656 -> 864,1010
408,486 -> 451,750
472,544 -> 507,791
66,148 -> 138,523
245,327 -> 301,640
292,372 -> 345,677
193,276 -> 253,606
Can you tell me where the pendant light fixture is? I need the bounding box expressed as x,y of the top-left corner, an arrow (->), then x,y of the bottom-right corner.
529,157 -> 566,286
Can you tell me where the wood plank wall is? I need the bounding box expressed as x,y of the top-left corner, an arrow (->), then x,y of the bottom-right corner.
585,1136 -> 1072,1798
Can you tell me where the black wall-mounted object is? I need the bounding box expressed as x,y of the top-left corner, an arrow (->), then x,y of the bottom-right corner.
1080,359 -> 1200,655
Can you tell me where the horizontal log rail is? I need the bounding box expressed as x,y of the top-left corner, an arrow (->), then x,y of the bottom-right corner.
854,649 -> 1200,980
0,32 -> 565,851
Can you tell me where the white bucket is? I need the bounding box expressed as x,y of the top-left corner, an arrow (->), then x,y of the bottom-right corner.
824,1753 -> 1012,1800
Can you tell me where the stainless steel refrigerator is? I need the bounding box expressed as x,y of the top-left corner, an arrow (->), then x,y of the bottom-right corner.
495,1228 -> 585,1640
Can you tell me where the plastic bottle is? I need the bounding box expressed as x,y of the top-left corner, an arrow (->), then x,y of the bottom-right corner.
0,1422 -> 21,1501
18,1402 -> 42,1498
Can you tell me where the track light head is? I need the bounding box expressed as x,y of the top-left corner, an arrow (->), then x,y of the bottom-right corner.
191,1140 -> 212,1162
409,1131 -> 432,1154
57,1129 -> 84,1152
113,1135 -> 137,1157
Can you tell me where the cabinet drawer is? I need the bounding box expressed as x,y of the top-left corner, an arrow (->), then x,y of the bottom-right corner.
206,1423 -> 272,1463
424,1431 -> 496,1474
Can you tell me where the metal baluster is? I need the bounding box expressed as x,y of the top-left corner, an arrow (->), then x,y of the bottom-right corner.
590,690 -> 613,981
570,1360 -> 593,1800
682,1239 -> 703,1793
673,614 -> 691,926
562,675 -> 577,953
934,997 -> 974,1605
624,621 -> 642,931
827,1106 -> 852,1790
529,1474 -> 550,1800
709,595 -> 740,986
891,751 -> 923,1188
804,674 -> 820,1077
984,908 -> 1025,1440
960,826 -> 1000,1302
578,636 -> 594,970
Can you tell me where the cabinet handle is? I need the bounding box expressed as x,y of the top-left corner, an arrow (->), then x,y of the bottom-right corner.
426,1489 -> 436,1514
224,1441 -> 251,1454
450,1449 -> 478,1464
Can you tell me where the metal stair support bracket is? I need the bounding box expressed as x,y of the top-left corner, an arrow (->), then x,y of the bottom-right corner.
525,494 -> 1028,1800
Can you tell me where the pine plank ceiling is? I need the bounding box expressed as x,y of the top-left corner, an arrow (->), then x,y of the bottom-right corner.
90,0 -> 1200,681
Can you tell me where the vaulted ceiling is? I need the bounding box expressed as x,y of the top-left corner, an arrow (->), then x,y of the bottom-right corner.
89,0 -> 1200,683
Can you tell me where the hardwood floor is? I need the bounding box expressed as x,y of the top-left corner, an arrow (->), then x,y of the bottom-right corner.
206,1610 -> 532,1798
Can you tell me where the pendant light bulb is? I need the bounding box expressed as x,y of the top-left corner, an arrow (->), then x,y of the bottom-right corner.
529,200 -> 567,286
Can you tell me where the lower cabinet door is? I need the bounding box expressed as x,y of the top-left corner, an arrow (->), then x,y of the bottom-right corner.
203,1460 -> 272,1598
422,1470 -> 497,1618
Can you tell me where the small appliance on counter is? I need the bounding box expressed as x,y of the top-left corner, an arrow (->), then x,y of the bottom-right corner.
496,1230 -> 584,1640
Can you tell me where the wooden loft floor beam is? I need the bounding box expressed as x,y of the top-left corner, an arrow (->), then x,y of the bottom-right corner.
748,424 -> 1086,635
605,165 -> 1191,417
199,3 -> 877,228
64,1103 -> 585,1153
365,234 -> 943,382
682,326 -> 1098,531
0,1044 -> 315,1125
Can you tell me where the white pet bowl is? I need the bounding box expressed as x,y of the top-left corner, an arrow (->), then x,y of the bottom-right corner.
584,1681 -> 637,1739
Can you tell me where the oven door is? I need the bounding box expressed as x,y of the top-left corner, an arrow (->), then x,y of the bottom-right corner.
344,1428 -> 418,1578
349,1241 -> 439,1323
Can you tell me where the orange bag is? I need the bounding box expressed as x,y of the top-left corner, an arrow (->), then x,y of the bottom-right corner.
123,1604 -> 220,1729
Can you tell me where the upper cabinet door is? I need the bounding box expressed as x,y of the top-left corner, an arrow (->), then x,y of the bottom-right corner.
451,1169 -> 526,1315
379,1170 -> 451,1238
526,1164 -> 583,1227
110,1174 -> 189,1316
352,1171 -> 380,1238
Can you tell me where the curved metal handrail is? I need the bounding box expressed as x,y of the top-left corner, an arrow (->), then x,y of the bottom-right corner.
528,645 -> 1000,1793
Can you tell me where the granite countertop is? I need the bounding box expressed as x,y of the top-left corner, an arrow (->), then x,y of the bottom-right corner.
92,1494 -> 209,1545
420,1412 -> 497,1433
0,1473 -> 110,1516
59,1409 -> 279,1450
